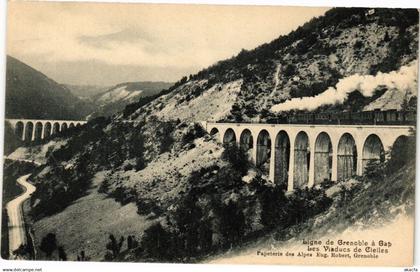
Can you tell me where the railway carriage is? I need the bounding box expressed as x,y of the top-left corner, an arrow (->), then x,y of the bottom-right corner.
284,110 -> 416,125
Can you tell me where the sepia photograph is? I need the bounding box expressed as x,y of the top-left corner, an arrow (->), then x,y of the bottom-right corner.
0,0 -> 419,270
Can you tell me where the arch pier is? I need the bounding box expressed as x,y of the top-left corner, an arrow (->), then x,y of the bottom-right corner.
6,119 -> 87,142
204,122 -> 413,192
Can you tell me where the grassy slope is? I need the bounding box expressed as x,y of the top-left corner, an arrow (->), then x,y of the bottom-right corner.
31,171 -> 155,261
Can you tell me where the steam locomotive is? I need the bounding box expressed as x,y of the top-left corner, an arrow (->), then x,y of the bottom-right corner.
267,110 -> 417,125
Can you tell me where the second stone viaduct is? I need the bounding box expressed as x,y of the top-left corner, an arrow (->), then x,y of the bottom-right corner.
202,121 -> 413,191
6,119 -> 87,142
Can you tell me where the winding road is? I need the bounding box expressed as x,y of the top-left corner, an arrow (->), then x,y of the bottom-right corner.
6,174 -> 36,258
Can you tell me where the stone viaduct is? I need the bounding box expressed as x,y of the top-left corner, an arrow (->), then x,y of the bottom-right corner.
203,122 -> 413,191
6,119 -> 87,142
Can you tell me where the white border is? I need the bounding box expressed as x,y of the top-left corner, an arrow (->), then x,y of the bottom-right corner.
0,1 -> 419,272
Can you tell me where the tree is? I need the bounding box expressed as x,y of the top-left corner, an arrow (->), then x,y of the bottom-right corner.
127,235 -> 139,250
141,223 -> 171,260
77,250 -> 88,261
259,186 -> 289,229
283,64 -> 296,77
386,130 -> 416,174
363,160 -> 385,181
221,143 -> 250,175
384,31 -> 391,42
98,179 -> 110,193
40,233 -> 57,257
106,234 -> 125,259
171,195 -> 204,256
58,246 -> 67,261
12,244 -> 31,258
218,200 -> 245,248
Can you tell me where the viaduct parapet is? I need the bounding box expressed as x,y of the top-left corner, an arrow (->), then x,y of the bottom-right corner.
203,121 -> 413,191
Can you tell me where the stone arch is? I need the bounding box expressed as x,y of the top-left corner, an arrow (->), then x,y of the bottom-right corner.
223,128 -> 236,145
337,133 -> 357,180
24,122 -> 34,142
76,123 -> 82,128
314,132 -> 332,184
388,135 -> 409,169
210,127 -> 219,136
293,131 -> 310,188
69,122 -> 75,129
274,130 -> 290,186
256,130 -> 271,175
53,122 -> 60,135
391,135 -> 408,153
61,123 -> 68,131
44,122 -> 52,139
34,122 -> 43,140
362,134 -> 385,173
239,129 -> 253,160
15,121 -> 24,139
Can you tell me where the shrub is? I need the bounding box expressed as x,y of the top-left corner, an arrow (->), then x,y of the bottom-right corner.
124,164 -> 134,171
40,233 -> 57,257
283,64 -> 296,77
136,198 -> 163,216
259,185 -> 289,229
353,40 -> 363,50
108,187 -> 137,205
31,163 -> 93,219
58,246 -> 67,261
135,157 -> 146,171
128,132 -> 145,159
140,223 -> 172,260
127,235 -> 139,250
221,143 -> 250,175
77,250 -> 89,261
156,122 -> 176,153
259,186 -> 332,231
98,179 -> 110,194
370,32 -> 413,74
181,124 -> 206,146
217,200 -> 246,248
105,234 -> 125,259
363,160 -> 385,181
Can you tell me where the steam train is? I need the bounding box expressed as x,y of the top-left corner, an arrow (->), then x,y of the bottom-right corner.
267,110 -> 417,125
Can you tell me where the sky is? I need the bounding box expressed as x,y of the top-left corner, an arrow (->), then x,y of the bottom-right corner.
7,1 -> 328,86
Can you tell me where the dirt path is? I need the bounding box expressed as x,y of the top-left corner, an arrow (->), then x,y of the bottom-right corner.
6,174 -> 36,259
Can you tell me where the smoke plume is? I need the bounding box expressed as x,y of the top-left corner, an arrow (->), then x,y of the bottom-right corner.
270,60 -> 418,112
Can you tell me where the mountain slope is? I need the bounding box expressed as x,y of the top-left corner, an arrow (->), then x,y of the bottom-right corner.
87,81 -> 173,119
6,56 -> 95,120
122,8 -> 418,123
64,84 -> 110,99
209,162 -> 415,265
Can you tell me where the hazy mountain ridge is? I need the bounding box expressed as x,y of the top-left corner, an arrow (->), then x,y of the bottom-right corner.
6,56 -> 173,120
87,81 -> 173,119
64,84 -> 110,99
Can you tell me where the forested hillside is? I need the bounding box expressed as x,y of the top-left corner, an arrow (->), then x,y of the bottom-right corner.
6,56 -> 95,120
